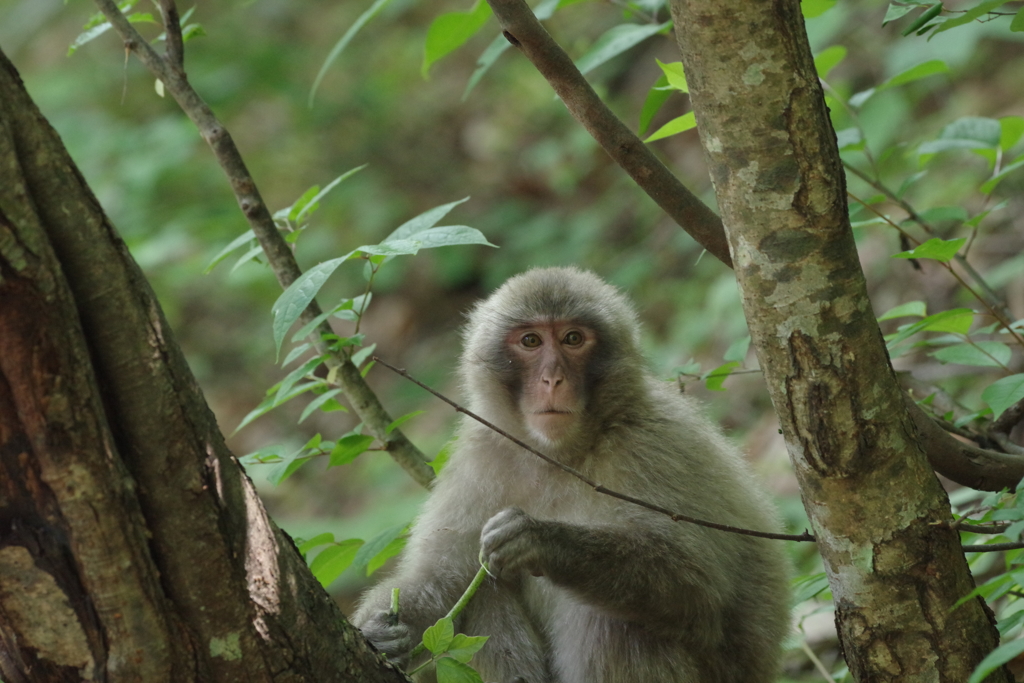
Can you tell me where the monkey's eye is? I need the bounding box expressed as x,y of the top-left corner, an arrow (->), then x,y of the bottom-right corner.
521,333 -> 542,348
563,331 -> 583,346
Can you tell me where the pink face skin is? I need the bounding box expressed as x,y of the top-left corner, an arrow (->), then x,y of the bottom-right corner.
505,322 -> 597,444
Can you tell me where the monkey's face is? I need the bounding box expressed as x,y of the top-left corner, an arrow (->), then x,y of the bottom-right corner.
505,321 -> 596,445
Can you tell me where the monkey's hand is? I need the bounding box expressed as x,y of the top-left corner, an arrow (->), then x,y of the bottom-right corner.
357,611 -> 413,667
480,507 -> 546,579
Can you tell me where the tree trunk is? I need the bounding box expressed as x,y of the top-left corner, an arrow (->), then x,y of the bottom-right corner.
0,48 -> 407,683
668,1 -> 1007,681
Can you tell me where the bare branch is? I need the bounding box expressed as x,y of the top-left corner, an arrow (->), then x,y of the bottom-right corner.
156,0 -> 184,70
905,395 -> 1024,492
374,357 -> 815,543
485,0 -> 732,268
91,0 -> 435,488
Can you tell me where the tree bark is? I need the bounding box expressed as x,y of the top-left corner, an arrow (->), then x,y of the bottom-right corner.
0,48 -> 407,683
669,1 -> 1008,681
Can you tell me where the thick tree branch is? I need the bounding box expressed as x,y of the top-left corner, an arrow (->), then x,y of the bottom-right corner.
485,0 -> 732,267
92,0 -> 434,487
485,0 -> 1024,495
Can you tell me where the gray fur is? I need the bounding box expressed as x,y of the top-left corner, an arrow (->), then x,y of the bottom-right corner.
353,267 -> 790,682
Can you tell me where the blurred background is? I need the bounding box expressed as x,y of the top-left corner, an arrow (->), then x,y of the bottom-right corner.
2,1 -> 1022,678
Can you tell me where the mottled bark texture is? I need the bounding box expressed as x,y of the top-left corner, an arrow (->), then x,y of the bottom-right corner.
0,48 -> 408,683
669,1 -> 1007,681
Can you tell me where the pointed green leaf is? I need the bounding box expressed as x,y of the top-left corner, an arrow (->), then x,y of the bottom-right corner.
934,0 -> 1011,36
435,657 -> 485,683
207,230 -> 256,272
310,0 -> 395,104
423,1 -> 493,78
892,237 -> 966,263
968,637 -> 1024,683
309,539 -> 364,587
983,374 -> 1024,420
297,532 -> 334,555
704,361 -> 740,391
299,388 -> 346,423
879,301 -> 927,321
329,434 -> 375,467
271,255 -> 351,356
575,21 -> 672,76
384,198 -> 471,242
639,74 -> 672,135
930,342 -> 1011,368
813,45 -> 846,79
447,634 -> 490,663
354,525 -> 408,575
644,112 -> 696,142
801,0 -> 836,19
655,59 -> 688,92
367,536 -> 408,576
877,60 -> 948,91
423,617 -> 455,655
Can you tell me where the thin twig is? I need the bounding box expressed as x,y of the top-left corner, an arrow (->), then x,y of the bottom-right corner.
156,0 -> 184,70
485,0 -> 731,268
373,357 -> 815,543
91,0 -> 435,488
962,542 -> 1024,553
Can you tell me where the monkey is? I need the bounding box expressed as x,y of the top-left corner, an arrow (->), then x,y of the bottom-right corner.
353,267 -> 790,683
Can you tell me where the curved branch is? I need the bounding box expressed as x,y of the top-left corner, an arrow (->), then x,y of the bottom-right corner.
92,0 -> 435,488
905,395 -> 1024,492
485,0 -> 731,267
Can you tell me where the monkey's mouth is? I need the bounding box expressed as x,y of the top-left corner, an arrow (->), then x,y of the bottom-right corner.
536,409 -> 572,415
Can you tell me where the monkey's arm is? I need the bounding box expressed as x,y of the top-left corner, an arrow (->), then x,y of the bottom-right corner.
481,507 -> 727,632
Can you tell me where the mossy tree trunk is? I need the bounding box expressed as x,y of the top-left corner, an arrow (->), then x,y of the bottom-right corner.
669,1 -> 1007,681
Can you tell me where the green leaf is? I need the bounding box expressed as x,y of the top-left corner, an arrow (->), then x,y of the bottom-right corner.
309,539 -> 364,587
891,237 -> 966,263
234,381 -> 322,434
790,572 -> 830,605
229,244 -> 265,274
463,34 -> 511,100
813,45 -> 846,80
917,206 -> 968,225
879,301 -> 927,321
447,634 -> 490,663
883,2 -> 921,24
367,536 -> 407,575
980,157 -> 1024,195
271,255 -> 351,357
655,59 -> 688,92
351,343 -> 377,369
919,116 -> 1001,154
299,388 -> 346,423
704,361 -> 740,391
387,411 -> 425,435
423,1 -> 493,78
835,127 -> 863,150
638,74 -> 673,135
644,112 -> 696,142
292,166 -> 366,224
275,356 -> 326,405
934,0 -> 1012,36
435,656 -> 485,683
921,309 -> 974,334
983,374 -> 1024,420
310,0 -> 395,105
329,434 -> 375,467
723,336 -> 751,363
899,2 -> 943,35
206,230 -> 256,272
801,0 -> 836,19
968,638 -> 1024,683
399,226 -> 496,249
384,197 -> 470,242
354,525 -> 408,575
1000,115 -> 1024,149
930,342 -> 1012,368
297,532 -> 334,555
878,59 -> 949,91
266,446 -> 312,485
423,617 -> 455,655
1012,6 -> 1024,31
575,21 -> 672,76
